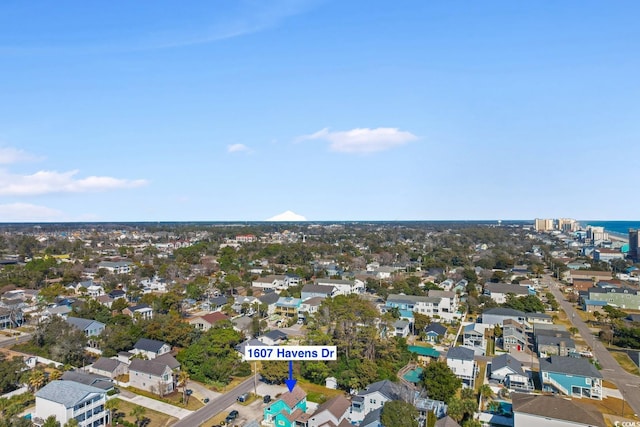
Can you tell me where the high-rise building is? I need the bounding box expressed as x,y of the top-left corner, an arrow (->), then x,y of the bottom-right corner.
630,229 -> 640,262
586,226 -> 608,244
557,218 -> 577,232
534,218 -> 554,232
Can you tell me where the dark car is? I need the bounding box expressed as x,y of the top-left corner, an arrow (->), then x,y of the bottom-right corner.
186,389 -> 193,396
203,397 -> 210,403
263,395 -> 271,404
225,410 -> 239,423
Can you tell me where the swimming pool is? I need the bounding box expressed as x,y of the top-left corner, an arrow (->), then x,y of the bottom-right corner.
403,367 -> 423,384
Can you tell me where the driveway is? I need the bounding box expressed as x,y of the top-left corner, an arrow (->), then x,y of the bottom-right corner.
546,275 -> 640,417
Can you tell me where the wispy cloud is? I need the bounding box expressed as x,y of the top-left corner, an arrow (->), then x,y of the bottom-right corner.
0,203 -> 64,222
0,147 -> 40,164
0,169 -> 148,196
0,0 -> 320,54
227,143 -> 253,154
298,127 -> 418,154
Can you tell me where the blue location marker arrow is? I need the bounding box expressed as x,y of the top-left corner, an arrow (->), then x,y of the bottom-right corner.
284,360 -> 297,392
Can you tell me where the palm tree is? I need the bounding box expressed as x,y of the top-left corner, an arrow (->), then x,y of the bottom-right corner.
129,405 -> 146,426
49,369 -> 62,381
177,370 -> 190,405
105,398 -> 120,426
460,387 -> 475,400
28,369 -> 46,392
64,419 -> 79,427
478,384 -> 493,410
42,415 -> 60,427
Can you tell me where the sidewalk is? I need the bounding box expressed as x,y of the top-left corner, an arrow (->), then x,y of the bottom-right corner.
116,392 -> 194,420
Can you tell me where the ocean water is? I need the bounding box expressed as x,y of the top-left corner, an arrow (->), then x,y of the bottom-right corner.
581,221 -> 640,237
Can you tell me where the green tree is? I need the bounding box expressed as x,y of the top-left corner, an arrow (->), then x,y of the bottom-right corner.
380,400 -> 419,427
42,416 -> 60,427
105,399 -> 120,426
129,405 -> 146,426
421,361 -> 461,404
63,419 -> 79,427
261,361 -> 290,384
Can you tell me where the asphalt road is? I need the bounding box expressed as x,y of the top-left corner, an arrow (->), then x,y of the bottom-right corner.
172,375 -> 259,427
0,333 -> 31,348
546,275 -> 640,416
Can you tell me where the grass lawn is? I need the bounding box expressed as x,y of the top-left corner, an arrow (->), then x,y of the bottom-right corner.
210,375 -> 252,393
603,380 -> 618,389
296,380 -> 346,404
581,396 -> 638,420
474,362 -> 487,394
110,398 -> 178,427
611,351 -> 640,376
125,387 -> 204,411
199,412 -> 228,427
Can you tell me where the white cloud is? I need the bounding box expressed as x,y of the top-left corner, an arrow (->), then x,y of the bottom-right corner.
266,210 -> 307,221
0,147 -> 39,164
298,127 -> 418,153
227,144 -> 252,153
0,169 -> 148,196
0,203 -> 64,222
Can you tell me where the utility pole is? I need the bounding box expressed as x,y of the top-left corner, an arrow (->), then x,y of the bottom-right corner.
254,361 -> 258,396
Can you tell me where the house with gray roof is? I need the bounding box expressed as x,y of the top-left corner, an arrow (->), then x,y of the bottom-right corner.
60,370 -> 115,391
301,283 -> 336,301
536,334 -> 576,357
446,347 -> 477,388
539,356 -> 602,399
481,307 -> 527,326
65,316 -> 105,337
34,380 -> 108,427
490,354 -> 534,392
483,282 -> 530,304
512,393 -> 605,426
132,338 -> 171,359
347,380 -> 414,424
89,357 -> 128,379
129,358 -> 176,396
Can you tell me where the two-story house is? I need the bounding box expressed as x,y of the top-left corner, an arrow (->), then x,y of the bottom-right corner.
305,395 -> 351,427
301,284 -> 336,301
263,385 -> 308,427
512,393 -> 605,427
539,356 -> 602,399
128,355 -> 178,396
483,283 -> 530,304
315,278 -> 365,296
462,323 -> 491,354
481,307 -> 528,327
123,304 -> 153,321
348,380 -> 413,424
187,312 -> 229,332
34,380 -> 109,427
132,338 -> 171,359
490,354 -> 533,392
446,347 -> 477,388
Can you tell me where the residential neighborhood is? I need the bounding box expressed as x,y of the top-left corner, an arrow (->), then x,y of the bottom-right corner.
0,220 -> 639,427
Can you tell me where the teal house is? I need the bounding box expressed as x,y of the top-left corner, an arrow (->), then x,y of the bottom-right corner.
539,356 -> 602,399
263,386 -> 308,427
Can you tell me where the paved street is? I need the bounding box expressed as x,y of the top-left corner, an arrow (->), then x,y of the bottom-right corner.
546,275 -> 640,417
172,375 -> 259,427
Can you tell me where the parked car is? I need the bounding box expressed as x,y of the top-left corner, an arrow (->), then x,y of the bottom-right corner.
263,394 -> 271,404
225,410 -> 239,423
237,392 -> 250,402
203,397 -> 210,403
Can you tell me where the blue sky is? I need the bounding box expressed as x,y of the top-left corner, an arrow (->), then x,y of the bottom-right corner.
1,0 -> 639,222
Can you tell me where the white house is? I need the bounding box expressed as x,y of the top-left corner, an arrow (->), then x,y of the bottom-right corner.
97,261 -> 133,274
252,275 -> 286,290
483,282 -> 530,304
132,338 -> 171,359
306,395 -> 351,427
315,278 -> 365,295
348,380 -> 414,424
34,380 -> 108,427
446,347 -> 477,388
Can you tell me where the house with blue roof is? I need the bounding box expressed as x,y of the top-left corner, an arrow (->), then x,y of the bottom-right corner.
275,297 -> 302,318
539,356 -> 602,399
